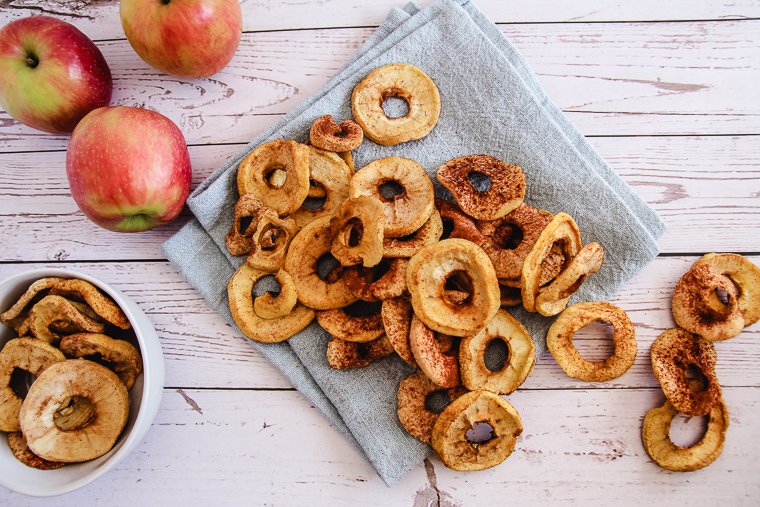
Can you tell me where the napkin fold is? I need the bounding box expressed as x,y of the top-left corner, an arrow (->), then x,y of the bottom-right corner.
163,0 -> 665,485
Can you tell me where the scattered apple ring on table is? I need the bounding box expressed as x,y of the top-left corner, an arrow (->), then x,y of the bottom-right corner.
693,253 -> 760,327
344,259 -> 408,302
650,328 -> 721,416
407,238 -> 500,337
431,390 -> 523,472
330,196 -> 385,268
547,302 -> 636,382
310,115 -> 364,152
672,263 -> 745,342
642,380 -> 729,472
49,278 -> 131,330
316,302 -> 385,343
397,371 -> 467,444
59,333 -> 143,391
535,242 -> 605,317
0,338 -> 65,432
325,334 -> 395,370
237,140 -> 310,216
350,156 -> 434,238
459,309 -> 536,394
290,146 -> 353,229
436,155 -> 526,221
351,63 -> 440,146
382,209 -> 443,259
246,212 -> 299,272
228,264 -> 315,343
28,295 -> 106,343
409,315 -> 461,388
381,296 -> 416,366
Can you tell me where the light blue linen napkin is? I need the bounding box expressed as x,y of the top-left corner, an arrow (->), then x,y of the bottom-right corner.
163,0 -> 665,485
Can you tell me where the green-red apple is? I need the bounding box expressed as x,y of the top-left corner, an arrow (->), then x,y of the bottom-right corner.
120,0 -> 243,78
0,16 -> 112,134
66,106 -> 192,232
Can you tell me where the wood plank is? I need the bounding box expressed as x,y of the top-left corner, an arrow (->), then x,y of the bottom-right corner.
1,0 -> 758,39
1,135 -> 758,261
1,386 -> 757,505
2,20 -> 759,152
1,256 -> 758,390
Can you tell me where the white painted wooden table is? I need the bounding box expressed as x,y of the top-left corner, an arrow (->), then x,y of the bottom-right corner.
1,1 -> 759,505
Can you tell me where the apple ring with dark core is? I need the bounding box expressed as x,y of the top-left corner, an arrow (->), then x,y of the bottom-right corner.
693,253 -> 760,327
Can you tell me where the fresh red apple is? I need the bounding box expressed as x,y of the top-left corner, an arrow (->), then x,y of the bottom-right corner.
120,0 -> 243,78
0,16 -> 112,134
66,106 -> 192,232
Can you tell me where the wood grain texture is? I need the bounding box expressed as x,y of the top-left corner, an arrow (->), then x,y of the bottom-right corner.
1,386 -> 758,506
1,256 -> 758,390
2,19 -> 759,152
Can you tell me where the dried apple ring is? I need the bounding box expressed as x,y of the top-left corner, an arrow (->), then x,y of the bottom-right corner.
225,194 -> 270,257
0,338 -> 65,431
330,196 -> 385,268
381,296 -> 415,366
397,371 -> 467,444
437,155 -> 526,221
338,151 -> 355,174
284,216 -> 357,310
350,156 -> 434,238
316,301 -> 384,343
59,333 -> 143,391
521,212 -> 582,313
642,386 -> 728,472
409,315 -> 460,388
351,63 -> 440,146
431,390 -> 523,471
247,213 -> 299,272
228,264 -> 315,343
650,328 -> 721,416
547,301 -> 636,382
535,242 -> 605,317
251,269 -> 298,320
672,264 -> 744,342
383,208 -> 443,258
237,140 -> 310,216
344,259 -> 408,302
460,309 -> 535,394
28,295 -> 106,343
407,238 -> 500,337
694,253 -> 760,327
326,334 -> 395,370
290,146 -> 352,229
7,432 -> 65,470
50,278 -> 131,329
310,114 -> 364,152
436,199 -> 483,242
0,277 -> 65,324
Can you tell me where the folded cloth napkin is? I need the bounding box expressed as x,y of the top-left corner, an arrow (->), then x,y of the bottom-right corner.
163,0 -> 665,485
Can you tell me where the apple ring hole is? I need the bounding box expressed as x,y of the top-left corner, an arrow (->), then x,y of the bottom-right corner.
483,336 -> 510,373
571,319 -> 615,362
345,217 -> 364,247
302,195 -> 327,212
343,300 -> 382,318
252,274 -> 281,298
440,217 -> 455,240
465,421 -> 496,446
424,390 -> 453,414
9,367 -> 36,400
356,342 -> 373,360
378,179 -> 406,202
684,364 -> 709,393
668,412 -> 710,448
443,270 -> 474,306
316,253 -> 343,282
467,171 -> 492,193
380,89 -> 410,119
54,396 -> 96,432
264,166 -> 287,189
494,222 -> 525,251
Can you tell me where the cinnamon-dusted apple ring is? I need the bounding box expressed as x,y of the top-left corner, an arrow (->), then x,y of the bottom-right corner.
246,213 -> 299,272
431,390 -> 523,472
383,208 -> 443,258
522,212 -> 582,313
326,334 -> 395,370
0,277 -> 65,324
460,310 -> 535,394
284,216 -> 358,310
344,259 -> 408,302
252,269 -> 298,320
290,146 -> 352,229
330,196 -> 385,267
0,338 -> 65,431
237,140 -> 310,216
59,333 -> 143,390
547,302 -> 636,382
437,155 -> 526,221
672,264 -> 744,342
397,372 -> 467,444
310,115 -> 364,152
50,278 -> 131,329
535,242 -> 605,317
642,384 -> 729,472
7,432 -> 65,470
28,295 -> 106,343
407,238 -> 500,337
316,302 -> 384,343
225,194 -> 269,256
351,63 -> 440,146
350,156 -> 434,238
436,199 -> 483,242
694,253 -> 760,327
650,328 -> 721,416
409,315 -> 460,388
228,264 -> 315,343
382,296 -> 416,366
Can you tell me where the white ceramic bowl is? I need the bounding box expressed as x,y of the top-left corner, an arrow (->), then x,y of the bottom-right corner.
0,268 -> 164,497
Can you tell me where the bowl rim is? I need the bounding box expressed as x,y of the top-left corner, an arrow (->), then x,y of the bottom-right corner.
0,267 -> 165,497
